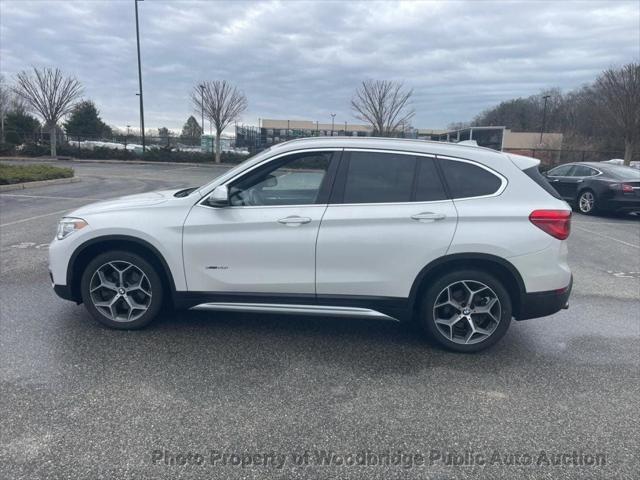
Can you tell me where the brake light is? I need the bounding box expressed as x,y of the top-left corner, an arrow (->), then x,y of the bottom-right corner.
529,210 -> 571,240
610,183 -> 634,193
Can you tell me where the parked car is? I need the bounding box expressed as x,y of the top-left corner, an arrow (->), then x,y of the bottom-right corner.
544,162 -> 640,215
49,137 -> 572,352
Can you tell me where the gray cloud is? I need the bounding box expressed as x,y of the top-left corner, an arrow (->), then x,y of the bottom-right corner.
1,0 -> 638,131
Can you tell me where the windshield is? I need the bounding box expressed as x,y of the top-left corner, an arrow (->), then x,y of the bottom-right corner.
194,148 -> 274,196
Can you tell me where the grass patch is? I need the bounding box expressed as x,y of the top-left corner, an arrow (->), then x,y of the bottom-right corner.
0,163 -> 74,185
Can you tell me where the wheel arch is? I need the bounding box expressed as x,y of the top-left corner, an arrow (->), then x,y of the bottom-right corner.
67,235 -> 177,304
408,253 -> 526,319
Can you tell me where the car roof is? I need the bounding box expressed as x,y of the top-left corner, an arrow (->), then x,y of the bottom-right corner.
270,136 -> 507,159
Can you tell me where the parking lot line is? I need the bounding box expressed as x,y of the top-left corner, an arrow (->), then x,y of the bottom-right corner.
573,225 -> 639,249
0,193 -> 103,201
0,208 -> 75,228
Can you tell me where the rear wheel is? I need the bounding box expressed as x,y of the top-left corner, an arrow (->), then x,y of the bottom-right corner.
80,250 -> 164,329
419,269 -> 512,352
577,189 -> 597,215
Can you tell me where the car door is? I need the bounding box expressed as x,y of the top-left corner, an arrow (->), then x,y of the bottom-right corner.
565,165 -> 598,199
182,149 -> 339,294
315,150 -> 457,300
545,164 -> 576,200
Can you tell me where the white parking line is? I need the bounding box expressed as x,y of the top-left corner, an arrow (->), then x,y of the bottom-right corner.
573,225 -> 639,249
0,208 -> 74,227
0,193 -> 102,201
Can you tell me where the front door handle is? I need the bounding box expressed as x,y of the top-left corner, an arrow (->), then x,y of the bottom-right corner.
278,216 -> 312,226
411,212 -> 446,222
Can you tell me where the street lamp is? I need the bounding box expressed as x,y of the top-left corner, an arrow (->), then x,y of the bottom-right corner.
539,94 -> 551,145
135,0 -> 146,152
344,121 -> 347,136
330,113 -> 336,136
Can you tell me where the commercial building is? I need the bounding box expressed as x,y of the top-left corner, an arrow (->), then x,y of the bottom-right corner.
235,120 -> 562,156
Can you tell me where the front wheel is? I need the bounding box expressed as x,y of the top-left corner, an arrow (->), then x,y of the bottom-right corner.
80,250 -> 164,329
577,190 -> 597,215
419,270 -> 512,352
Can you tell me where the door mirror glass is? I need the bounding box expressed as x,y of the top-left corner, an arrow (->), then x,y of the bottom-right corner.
207,185 -> 229,207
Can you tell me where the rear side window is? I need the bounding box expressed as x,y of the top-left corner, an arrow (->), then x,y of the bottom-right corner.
343,152 -> 415,203
523,166 -> 563,200
415,157 -> 447,201
439,159 -> 502,198
571,165 -> 598,177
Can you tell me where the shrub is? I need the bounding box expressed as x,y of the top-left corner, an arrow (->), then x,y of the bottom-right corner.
0,143 -> 16,156
0,163 -> 74,185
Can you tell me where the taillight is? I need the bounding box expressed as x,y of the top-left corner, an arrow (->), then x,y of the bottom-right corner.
529,210 -> 571,240
610,183 -> 634,193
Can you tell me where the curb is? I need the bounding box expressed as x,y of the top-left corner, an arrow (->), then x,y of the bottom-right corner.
1,156 -> 238,168
0,176 -> 81,192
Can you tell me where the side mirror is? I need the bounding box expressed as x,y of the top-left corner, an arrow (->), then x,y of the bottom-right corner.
207,185 -> 229,207
263,174 -> 278,188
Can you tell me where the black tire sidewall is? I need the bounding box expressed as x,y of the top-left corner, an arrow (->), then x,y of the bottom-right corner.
420,269 -> 512,353
80,250 -> 163,329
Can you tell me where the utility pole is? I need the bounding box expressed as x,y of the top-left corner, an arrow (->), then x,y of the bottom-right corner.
316,121 -> 319,136
330,113 -> 336,136
344,121 -> 347,136
135,0 -> 146,152
199,84 -> 205,137
539,94 -> 551,145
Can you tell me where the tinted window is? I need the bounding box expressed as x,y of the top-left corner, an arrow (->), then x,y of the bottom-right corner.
229,152 -> 332,206
601,165 -> 640,180
343,152 -> 415,203
548,164 -> 573,176
415,157 -> 447,201
572,165 -> 598,177
440,160 -> 502,198
523,166 -> 562,200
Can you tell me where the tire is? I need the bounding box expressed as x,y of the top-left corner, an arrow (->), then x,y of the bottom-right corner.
577,189 -> 597,215
80,250 -> 164,329
419,269 -> 512,353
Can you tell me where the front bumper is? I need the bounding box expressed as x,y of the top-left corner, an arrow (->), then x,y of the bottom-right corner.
516,275 -> 572,320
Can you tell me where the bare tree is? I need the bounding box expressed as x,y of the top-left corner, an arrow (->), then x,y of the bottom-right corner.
0,75 -> 10,143
13,67 -> 83,156
192,80 -> 247,163
593,63 -> 640,165
351,80 -> 414,137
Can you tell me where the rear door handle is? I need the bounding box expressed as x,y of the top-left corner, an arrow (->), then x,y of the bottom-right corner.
411,212 -> 446,222
278,216 -> 312,225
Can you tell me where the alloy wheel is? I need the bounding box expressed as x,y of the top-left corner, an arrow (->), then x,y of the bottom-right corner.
89,261 -> 152,322
433,280 -> 501,345
579,191 -> 595,213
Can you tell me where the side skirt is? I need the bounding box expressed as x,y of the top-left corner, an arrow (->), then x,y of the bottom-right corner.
174,292 -> 411,322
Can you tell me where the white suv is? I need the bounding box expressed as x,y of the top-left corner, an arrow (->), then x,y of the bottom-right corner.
49,137 -> 572,352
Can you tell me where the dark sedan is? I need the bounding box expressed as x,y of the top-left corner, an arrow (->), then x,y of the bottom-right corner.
544,162 -> 640,215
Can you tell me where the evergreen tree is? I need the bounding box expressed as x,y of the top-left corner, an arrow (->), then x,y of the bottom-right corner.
4,111 -> 41,144
63,100 -> 112,138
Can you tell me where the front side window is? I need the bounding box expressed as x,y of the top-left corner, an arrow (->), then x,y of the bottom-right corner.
228,151 -> 332,206
548,164 -> 573,176
439,159 -> 502,199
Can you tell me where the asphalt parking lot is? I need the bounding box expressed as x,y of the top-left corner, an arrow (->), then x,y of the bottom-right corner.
1,159 -> 639,479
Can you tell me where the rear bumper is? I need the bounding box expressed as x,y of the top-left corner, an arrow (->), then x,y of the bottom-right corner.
600,195 -> 640,212
516,275 -> 572,320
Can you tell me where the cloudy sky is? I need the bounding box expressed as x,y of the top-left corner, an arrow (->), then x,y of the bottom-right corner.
1,0 -> 638,132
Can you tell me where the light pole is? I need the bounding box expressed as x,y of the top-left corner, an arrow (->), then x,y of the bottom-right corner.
539,94 -> 551,145
125,124 -> 131,148
344,121 -> 347,136
135,0 -> 146,152
199,84 -> 205,137
330,113 -> 336,136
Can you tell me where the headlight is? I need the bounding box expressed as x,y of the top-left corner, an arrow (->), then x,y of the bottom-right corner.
56,217 -> 88,240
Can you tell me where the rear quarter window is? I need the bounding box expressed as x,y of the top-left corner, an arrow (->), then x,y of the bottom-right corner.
523,166 -> 563,200
439,159 -> 502,198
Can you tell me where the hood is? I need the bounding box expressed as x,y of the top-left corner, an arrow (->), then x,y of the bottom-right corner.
70,189 -> 179,216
